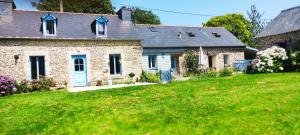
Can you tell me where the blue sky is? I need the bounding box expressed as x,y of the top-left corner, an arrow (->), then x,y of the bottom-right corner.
14,0 -> 300,26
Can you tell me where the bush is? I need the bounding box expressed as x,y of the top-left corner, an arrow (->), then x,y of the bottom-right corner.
31,77 -> 55,91
185,50 -> 199,74
140,71 -> 160,83
255,46 -> 288,73
219,68 -> 234,77
198,70 -> 218,79
15,80 -> 30,93
0,76 -> 15,96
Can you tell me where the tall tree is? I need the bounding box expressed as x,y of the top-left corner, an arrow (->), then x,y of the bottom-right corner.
247,5 -> 266,47
203,14 -> 253,46
131,7 -> 161,25
32,0 -> 115,14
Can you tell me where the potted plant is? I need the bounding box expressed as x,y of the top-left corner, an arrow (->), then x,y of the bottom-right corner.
129,72 -> 136,84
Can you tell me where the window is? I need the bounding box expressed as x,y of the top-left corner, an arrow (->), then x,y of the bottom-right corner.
74,58 -> 84,71
30,56 -> 45,80
46,20 -> 55,35
96,16 -> 108,37
98,22 -> 105,35
42,13 -> 57,36
110,54 -> 121,75
149,27 -> 158,32
224,55 -> 229,67
148,55 -> 157,69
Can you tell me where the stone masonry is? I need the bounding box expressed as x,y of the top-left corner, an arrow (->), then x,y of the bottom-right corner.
257,30 -> 300,50
178,48 -> 245,74
0,39 -> 142,87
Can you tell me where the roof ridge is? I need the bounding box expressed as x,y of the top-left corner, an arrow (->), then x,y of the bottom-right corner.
281,5 -> 300,13
13,9 -> 117,16
136,24 -> 226,29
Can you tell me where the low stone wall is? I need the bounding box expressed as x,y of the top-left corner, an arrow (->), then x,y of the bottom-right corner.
257,30 -> 300,50
0,39 -> 142,87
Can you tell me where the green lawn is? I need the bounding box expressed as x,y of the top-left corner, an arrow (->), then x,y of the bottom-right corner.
1,73 -> 300,134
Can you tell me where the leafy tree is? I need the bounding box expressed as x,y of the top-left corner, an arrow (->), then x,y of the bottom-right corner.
203,14 -> 253,46
131,7 -> 161,25
247,5 -> 266,47
32,0 -> 115,14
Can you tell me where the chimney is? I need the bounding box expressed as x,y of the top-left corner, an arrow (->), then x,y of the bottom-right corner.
59,0 -> 63,12
117,6 -> 132,21
0,0 -> 13,16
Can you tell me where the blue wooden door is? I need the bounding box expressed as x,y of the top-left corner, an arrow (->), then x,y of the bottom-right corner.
72,55 -> 87,87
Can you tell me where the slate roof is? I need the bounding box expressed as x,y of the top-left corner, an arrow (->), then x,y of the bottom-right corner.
135,24 -> 245,48
0,10 -> 245,48
257,6 -> 300,38
0,10 -> 138,40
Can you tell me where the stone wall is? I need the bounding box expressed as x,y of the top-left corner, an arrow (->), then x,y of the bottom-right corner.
178,48 -> 245,74
257,30 -> 300,50
0,39 -> 142,87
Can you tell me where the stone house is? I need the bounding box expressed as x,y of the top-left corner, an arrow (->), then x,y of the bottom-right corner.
0,0 -> 245,87
257,6 -> 300,51
0,0 -> 142,87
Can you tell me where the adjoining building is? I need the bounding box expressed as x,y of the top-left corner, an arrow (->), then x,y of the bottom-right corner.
257,6 -> 300,51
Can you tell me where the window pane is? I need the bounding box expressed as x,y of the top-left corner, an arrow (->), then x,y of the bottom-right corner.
80,65 -> 84,71
38,56 -> 46,77
75,59 -> 79,65
30,57 -> 37,79
46,20 -> 54,34
224,55 -> 228,65
75,65 -> 80,71
109,55 -> 114,74
79,59 -> 84,65
98,22 -> 105,35
148,55 -> 156,68
115,55 -> 121,74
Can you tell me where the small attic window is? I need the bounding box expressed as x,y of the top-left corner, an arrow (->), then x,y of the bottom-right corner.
149,27 -> 158,32
41,13 -> 57,36
96,16 -> 109,37
187,32 -> 196,37
212,32 -> 221,37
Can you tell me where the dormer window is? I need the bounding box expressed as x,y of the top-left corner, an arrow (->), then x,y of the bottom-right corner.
42,13 -> 57,36
96,16 -> 108,37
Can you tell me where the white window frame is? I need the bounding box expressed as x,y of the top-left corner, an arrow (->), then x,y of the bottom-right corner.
42,13 -> 57,36
148,55 -> 157,69
223,54 -> 230,67
109,54 -> 122,75
96,16 -> 108,38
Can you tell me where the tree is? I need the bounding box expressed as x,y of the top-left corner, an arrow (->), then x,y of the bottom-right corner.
131,7 -> 161,25
247,5 -> 266,47
203,14 -> 253,46
32,0 -> 115,14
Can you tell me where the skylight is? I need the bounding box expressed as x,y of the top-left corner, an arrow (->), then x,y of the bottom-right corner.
149,27 -> 158,32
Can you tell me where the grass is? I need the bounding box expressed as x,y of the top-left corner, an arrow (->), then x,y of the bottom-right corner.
0,73 -> 300,134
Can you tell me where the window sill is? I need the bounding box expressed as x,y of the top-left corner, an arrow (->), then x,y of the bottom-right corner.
109,74 -> 123,79
148,68 -> 158,70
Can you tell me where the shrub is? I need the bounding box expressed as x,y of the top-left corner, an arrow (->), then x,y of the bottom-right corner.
255,46 -> 288,73
140,71 -> 160,83
0,76 -> 15,96
31,77 -> 55,91
15,80 -> 30,93
219,68 -> 234,77
198,70 -> 218,79
185,50 -> 199,74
